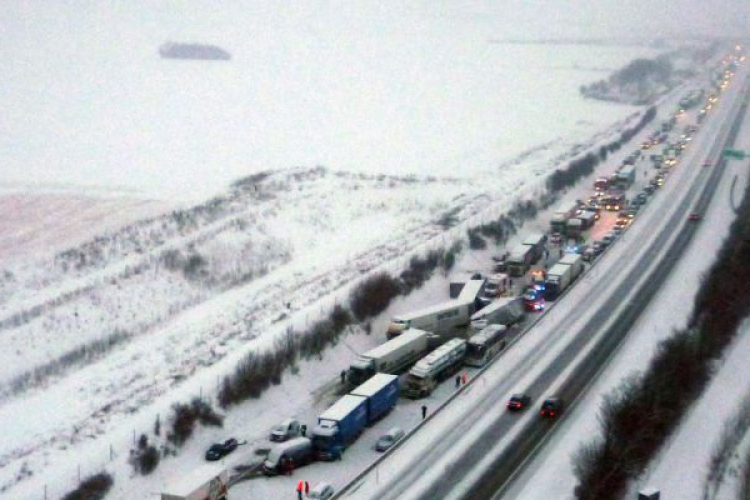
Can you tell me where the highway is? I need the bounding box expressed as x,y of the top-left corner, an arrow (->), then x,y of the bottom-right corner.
337,61 -> 749,500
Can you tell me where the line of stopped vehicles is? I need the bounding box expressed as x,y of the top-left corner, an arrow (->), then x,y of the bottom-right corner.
159,57 -> 741,499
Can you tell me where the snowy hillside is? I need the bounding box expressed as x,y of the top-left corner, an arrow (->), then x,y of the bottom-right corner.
2,3 -> 742,500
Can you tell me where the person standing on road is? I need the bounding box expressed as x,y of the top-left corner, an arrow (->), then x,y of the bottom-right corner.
455,374 -> 461,388
296,480 -> 304,500
340,370 -> 346,386
421,405 -> 427,420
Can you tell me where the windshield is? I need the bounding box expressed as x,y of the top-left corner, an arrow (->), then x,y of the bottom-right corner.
312,435 -> 333,450
466,343 -> 484,357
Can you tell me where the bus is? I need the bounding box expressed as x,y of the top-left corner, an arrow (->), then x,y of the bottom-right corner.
464,325 -> 508,367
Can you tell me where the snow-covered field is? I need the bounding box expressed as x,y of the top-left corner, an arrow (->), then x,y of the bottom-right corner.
1,2 -> 744,500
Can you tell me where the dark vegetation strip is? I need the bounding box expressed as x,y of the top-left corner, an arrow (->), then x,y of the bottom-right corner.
113,106 -> 657,482
59,473 -> 113,500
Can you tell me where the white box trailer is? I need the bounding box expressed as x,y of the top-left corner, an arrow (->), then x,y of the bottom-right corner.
457,278 -> 486,307
470,297 -> 525,331
386,299 -> 474,339
544,263 -> 574,300
348,328 -> 432,386
558,253 -> 585,281
161,464 -> 229,500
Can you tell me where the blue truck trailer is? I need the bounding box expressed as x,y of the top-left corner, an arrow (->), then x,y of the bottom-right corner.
349,373 -> 399,424
312,394 -> 368,460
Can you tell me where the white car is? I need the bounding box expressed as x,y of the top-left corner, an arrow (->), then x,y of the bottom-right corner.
308,482 -> 335,500
375,427 -> 405,452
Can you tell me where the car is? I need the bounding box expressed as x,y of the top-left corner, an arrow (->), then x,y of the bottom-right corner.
689,212 -> 701,221
550,232 -> 562,245
627,208 -> 638,219
612,225 -> 623,235
308,482 -> 335,500
375,427 -> 405,452
270,418 -> 302,442
205,438 -> 239,461
592,241 -> 605,254
602,232 -> 617,245
636,192 -> 648,202
582,247 -> 596,262
507,393 -> 532,411
703,161 -> 712,168
540,397 -> 564,418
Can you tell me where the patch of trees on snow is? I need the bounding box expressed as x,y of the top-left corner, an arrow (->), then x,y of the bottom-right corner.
159,42 -> 231,61
580,51 -> 698,105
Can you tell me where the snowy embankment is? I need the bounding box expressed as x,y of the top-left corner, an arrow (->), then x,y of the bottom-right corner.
0,111 -> 649,499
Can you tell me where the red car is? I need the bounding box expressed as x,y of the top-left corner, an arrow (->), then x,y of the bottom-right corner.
540,397 -> 564,418
507,394 -> 531,411
689,212 -> 701,221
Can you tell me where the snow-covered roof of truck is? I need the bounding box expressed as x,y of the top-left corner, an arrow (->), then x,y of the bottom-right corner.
409,339 -> 466,377
365,328 -> 430,359
392,300 -> 465,322
319,394 -> 367,422
547,263 -> 571,277
522,233 -> 546,246
559,253 -> 583,266
161,463 -> 227,496
349,373 -> 398,398
457,279 -> 485,304
470,297 -> 520,319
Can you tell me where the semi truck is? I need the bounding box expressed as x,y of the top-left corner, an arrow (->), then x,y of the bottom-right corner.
449,272 -> 482,299
312,394 -> 368,460
614,166 -> 636,190
478,273 -> 510,305
559,252 -> 585,278
403,338 -> 467,398
506,244 -> 538,277
347,328 -> 432,386
470,296 -> 525,331
457,277 -> 486,310
161,464 -> 229,500
550,204 -> 580,233
522,233 -> 547,261
386,299 -> 475,339
545,253 -> 585,300
349,373 -> 400,423
544,263 -> 575,301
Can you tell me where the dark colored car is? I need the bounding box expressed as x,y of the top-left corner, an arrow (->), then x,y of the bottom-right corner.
540,397 -> 564,418
592,241 -> 605,255
205,438 -> 239,461
507,393 -> 532,411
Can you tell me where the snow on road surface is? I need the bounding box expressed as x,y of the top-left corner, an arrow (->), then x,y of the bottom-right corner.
508,67 -> 750,500
0,3 -> 737,500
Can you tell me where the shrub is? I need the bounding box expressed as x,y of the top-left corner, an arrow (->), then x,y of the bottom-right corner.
467,229 -> 487,250
349,273 -> 402,321
167,398 -> 224,447
131,435 -> 160,475
61,473 -> 113,500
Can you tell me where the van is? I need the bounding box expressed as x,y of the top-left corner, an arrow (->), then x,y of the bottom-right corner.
263,437 -> 313,475
270,418 -> 301,442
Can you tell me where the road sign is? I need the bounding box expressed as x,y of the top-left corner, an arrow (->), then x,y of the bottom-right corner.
724,149 -> 746,159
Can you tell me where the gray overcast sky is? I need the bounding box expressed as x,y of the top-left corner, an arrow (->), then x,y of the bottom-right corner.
435,0 -> 750,40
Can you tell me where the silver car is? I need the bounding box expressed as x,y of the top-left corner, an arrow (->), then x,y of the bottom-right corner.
375,427 -> 405,452
308,482 -> 335,500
